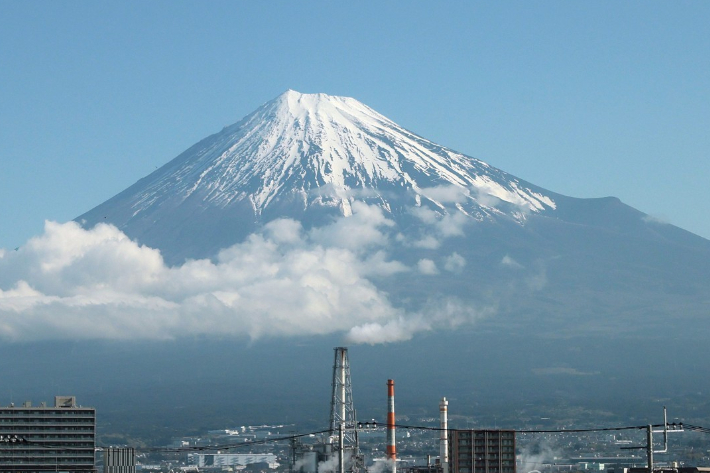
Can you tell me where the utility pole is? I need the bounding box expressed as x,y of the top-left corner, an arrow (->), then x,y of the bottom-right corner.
621,407 -> 683,473
647,425 -> 653,473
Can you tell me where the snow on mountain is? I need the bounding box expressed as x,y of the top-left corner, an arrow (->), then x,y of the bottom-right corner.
78,89 -> 710,272
79,91 -> 556,253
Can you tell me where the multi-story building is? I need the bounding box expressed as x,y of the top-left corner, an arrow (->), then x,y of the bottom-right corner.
0,396 -> 96,472
448,430 -> 515,473
104,447 -> 135,473
188,452 -> 278,469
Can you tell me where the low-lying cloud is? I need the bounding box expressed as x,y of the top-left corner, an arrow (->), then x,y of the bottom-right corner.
532,367 -> 600,376
345,297 -> 495,345
0,203 -> 491,343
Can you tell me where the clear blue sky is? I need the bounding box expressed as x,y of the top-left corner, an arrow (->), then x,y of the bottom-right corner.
1,1 -> 709,249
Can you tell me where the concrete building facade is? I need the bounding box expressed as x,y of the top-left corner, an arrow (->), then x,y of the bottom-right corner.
448,430 -> 515,473
0,396 -> 95,472
104,447 -> 135,473
188,452 -> 278,469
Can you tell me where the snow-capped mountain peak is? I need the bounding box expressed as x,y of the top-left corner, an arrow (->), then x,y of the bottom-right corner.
78,90 -> 561,262
124,90 -> 554,222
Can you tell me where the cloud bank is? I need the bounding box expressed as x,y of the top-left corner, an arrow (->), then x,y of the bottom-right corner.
0,203 -> 487,343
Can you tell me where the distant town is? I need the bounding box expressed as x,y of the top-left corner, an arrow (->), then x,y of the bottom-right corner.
2,348 -> 709,473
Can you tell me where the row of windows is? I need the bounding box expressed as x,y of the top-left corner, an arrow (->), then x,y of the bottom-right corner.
0,458 -> 95,460
0,452 -> 94,457
470,440 -> 513,445
467,445 -> 513,451
0,418 -> 95,422
8,436 -> 95,441
0,439 -> 95,448
0,418 -> 95,423
452,439 -> 515,448
458,464 -> 515,473
0,426 -> 94,431
453,450 -> 515,456
0,410 -> 94,415
458,459 -> 516,464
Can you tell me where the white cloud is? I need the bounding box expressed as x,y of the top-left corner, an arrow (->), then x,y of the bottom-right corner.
443,252 -> 466,273
407,206 -> 470,249
436,212 -> 469,237
345,296 -> 495,345
309,201 -> 394,250
418,185 -> 468,204
264,218 -> 303,244
359,251 -> 409,277
532,367 -> 599,376
344,316 -> 430,345
0,214 -> 407,341
417,259 -> 439,275
410,206 -> 440,225
0,202 -> 497,343
501,254 -> 523,268
525,264 -> 548,291
642,214 -> 670,225
412,235 -> 440,249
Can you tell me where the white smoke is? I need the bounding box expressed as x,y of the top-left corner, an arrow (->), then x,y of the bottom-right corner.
317,455 -> 348,473
517,437 -> 562,473
366,459 -> 396,473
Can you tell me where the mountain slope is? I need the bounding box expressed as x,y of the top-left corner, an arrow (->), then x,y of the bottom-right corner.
74,90 -> 710,336
78,90 -> 564,262
9,90 -> 709,439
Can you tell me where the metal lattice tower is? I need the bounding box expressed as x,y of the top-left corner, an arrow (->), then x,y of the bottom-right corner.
329,347 -> 358,447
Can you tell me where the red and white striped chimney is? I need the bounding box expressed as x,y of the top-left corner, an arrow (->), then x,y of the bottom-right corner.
386,379 -> 397,471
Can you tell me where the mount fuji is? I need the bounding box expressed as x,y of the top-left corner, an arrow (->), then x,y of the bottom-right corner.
78,90 -> 561,263
76,90 -> 710,339
6,90 -> 710,438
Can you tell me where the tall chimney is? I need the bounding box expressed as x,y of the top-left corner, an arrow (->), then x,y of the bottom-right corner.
387,379 -> 397,473
440,397 -> 449,473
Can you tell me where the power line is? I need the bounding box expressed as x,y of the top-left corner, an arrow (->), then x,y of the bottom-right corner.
105,429 -> 333,453
390,423 -> 653,434
13,422 -> 710,454
681,424 -> 710,434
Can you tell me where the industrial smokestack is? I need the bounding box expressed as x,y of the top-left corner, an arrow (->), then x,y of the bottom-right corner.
386,379 -> 397,473
440,397 -> 449,473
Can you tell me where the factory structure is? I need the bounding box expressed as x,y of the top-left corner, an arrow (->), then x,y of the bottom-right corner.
292,348 -> 365,473
291,347 -> 516,473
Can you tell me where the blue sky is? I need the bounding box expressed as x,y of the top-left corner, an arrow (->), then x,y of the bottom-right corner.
1,1 -> 709,249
